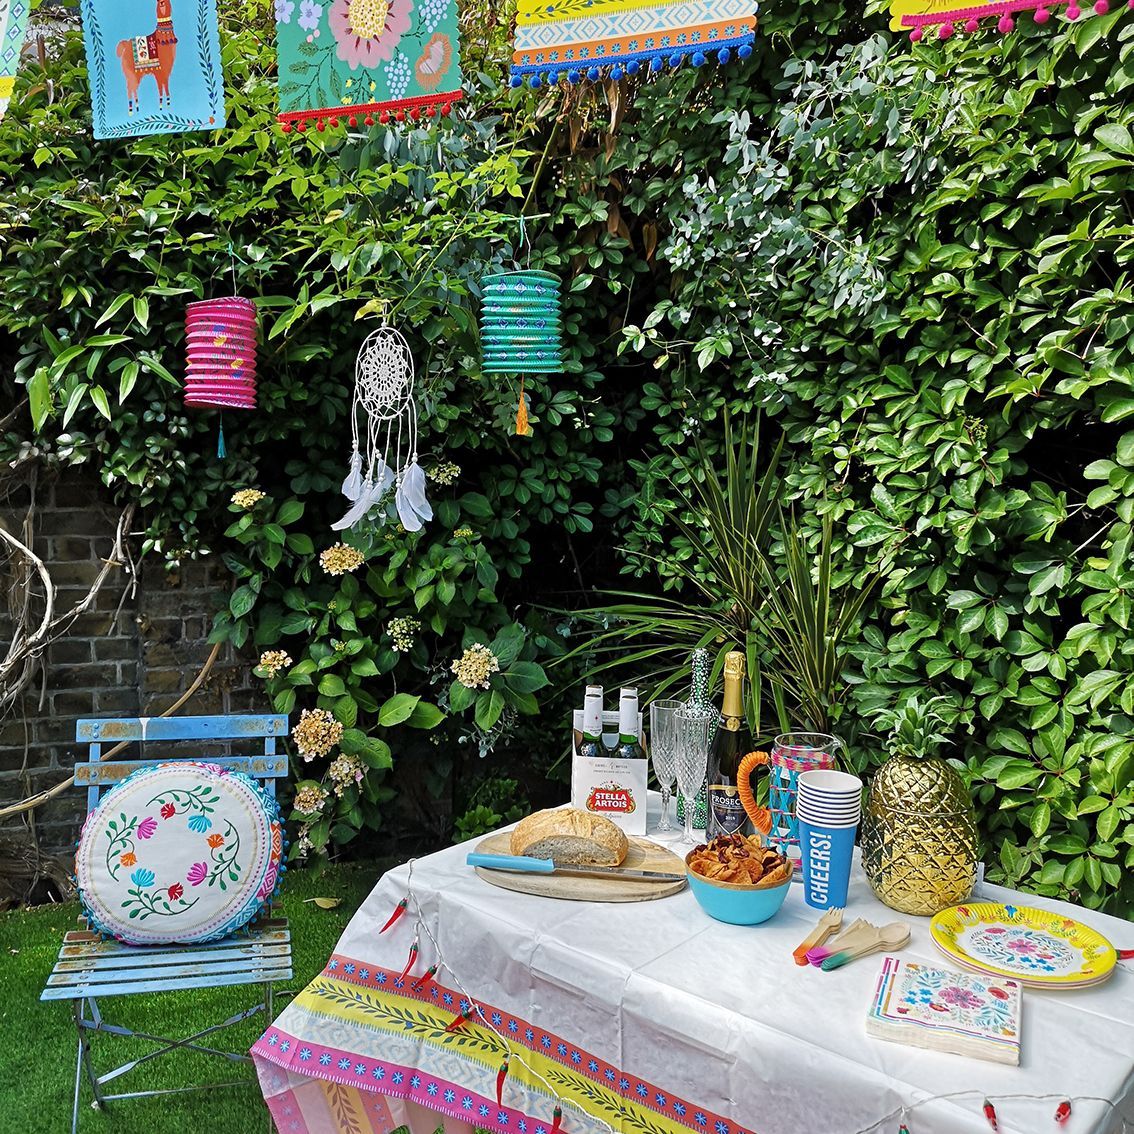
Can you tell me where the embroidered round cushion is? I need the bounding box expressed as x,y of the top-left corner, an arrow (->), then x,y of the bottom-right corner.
75,762 -> 283,945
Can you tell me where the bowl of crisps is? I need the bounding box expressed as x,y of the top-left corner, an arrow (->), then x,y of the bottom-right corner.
684,835 -> 793,925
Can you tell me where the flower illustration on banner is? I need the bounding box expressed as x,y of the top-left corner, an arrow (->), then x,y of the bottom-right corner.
136,816 -> 158,840
160,802 -> 176,819
275,0 -> 295,20
131,868 -> 156,888
299,0 -> 323,31
188,813 -> 213,834
207,833 -> 226,849
168,883 -> 184,900
330,0 -> 413,69
119,851 -> 136,867
187,861 -> 208,886
415,33 -> 452,90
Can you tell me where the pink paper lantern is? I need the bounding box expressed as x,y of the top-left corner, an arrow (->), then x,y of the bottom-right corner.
184,297 -> 259,455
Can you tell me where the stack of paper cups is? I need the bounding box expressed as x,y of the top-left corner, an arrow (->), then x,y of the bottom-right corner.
796,770 -> 863,910
184,297 -> 259,410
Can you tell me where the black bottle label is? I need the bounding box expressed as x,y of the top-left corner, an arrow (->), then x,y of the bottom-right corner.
708,785 -> 747,836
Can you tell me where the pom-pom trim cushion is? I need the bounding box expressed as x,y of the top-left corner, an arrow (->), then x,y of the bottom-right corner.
76,762 -> 283,946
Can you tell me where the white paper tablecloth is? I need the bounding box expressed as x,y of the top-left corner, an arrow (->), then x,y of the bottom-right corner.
255,797 -> 1134,1134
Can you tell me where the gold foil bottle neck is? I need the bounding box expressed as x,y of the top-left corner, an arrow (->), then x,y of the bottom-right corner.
723,651 -> 746,680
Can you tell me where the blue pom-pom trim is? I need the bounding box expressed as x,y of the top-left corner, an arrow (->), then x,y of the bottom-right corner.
509,35 -> 755,88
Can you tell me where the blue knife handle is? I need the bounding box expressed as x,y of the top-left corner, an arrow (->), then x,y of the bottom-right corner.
467,853 -> 556,874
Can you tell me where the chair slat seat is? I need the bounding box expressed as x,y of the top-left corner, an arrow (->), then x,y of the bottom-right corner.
44,941 -> 293,999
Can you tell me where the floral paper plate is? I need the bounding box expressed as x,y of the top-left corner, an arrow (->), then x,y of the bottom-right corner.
930,902 -> 1116,989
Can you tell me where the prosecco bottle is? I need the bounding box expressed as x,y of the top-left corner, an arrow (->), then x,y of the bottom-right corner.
615,688 -> 646,759
578,685 -> 605,759
706,651 -> 753,837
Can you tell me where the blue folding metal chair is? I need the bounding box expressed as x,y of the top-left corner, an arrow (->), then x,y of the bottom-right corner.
40,715 -> 293,1133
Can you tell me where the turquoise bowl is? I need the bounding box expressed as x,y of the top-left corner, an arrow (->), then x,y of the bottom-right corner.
684,850 -> 792,926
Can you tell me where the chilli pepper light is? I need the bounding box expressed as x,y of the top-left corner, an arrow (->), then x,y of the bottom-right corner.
479,270 -> 563,436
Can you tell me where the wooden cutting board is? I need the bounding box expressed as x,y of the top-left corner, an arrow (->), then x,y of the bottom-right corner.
472,830 -> 688,903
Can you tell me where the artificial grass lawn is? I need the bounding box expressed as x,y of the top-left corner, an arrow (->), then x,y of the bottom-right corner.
0,858 -> 394,1133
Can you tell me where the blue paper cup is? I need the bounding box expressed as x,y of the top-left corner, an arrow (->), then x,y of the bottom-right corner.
798,817 -> 857,910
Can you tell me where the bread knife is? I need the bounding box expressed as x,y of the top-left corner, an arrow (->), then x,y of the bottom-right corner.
466,852 -> 685,883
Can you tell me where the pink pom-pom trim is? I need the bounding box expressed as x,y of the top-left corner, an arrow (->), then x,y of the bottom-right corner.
965,16 -> 980,29
998,12 -> 1015,27
1034,6 -> 1050,18
910,25 -> 924,38
939,20 -> 955,34
1094,0 -> 1109,12
1067,3 -> 1080,16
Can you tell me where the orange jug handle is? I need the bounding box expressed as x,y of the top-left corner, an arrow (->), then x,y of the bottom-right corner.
737,751 -> 773,836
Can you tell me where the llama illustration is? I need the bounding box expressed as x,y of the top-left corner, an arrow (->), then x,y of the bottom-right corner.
116,0 -> 178,115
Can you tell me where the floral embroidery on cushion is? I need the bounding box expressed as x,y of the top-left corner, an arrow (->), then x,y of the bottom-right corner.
79,762 -> 282,944
206,820 -> 243,891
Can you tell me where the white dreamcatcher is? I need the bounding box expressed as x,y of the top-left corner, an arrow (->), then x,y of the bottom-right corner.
332,325 -> 432,533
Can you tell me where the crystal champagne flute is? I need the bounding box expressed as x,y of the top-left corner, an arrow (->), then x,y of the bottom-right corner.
648,699 -> 682,832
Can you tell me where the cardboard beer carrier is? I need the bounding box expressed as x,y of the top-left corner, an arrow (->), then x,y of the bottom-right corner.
570,707 -> 648,837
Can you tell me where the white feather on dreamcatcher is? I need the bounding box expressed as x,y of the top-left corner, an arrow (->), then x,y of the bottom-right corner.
332,325 -> 432,533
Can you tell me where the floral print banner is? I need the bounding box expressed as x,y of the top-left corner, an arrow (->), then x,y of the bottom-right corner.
80,0 -> 226,139
0,0 -> 29,123
275,0 -> 462,133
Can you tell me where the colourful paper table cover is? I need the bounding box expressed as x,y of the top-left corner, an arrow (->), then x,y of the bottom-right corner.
80,0 -> 226,139
254,801 -> 1134,1134
0,0 -> 28,122
275,0 -> 462,130
511,0 -> 758,87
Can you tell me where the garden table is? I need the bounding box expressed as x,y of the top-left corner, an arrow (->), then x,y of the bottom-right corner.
253,799 -> 1134,1134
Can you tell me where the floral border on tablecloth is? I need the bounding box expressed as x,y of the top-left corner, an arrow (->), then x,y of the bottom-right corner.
253,955 -> 755,1134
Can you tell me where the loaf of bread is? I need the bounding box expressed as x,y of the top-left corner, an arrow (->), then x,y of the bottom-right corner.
509,807 -> 629,866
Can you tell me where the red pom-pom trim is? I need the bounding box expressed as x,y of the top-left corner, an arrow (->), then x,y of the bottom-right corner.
281,122 -> 293,133
395,108 -> 406,121
365,114 -> 375,125
329,116 -> 339,127
297,121 -> 307,132
348,115 -> 357,126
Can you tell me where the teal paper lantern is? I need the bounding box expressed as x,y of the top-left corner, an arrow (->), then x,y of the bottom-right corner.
480,270 -> 564,435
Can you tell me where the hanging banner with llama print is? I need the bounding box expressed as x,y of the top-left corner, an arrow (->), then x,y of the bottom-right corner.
80,0 -> 226,139
0,0 -> 29,123
275,0 -> 463,134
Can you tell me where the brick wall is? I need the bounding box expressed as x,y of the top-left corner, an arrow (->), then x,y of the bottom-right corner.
0,469 -> 268,877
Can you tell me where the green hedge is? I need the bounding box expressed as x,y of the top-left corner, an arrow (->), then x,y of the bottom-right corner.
2,0 -> 1131,912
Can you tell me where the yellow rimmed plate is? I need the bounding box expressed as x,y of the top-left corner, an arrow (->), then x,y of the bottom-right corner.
930,902 -> 1117,989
